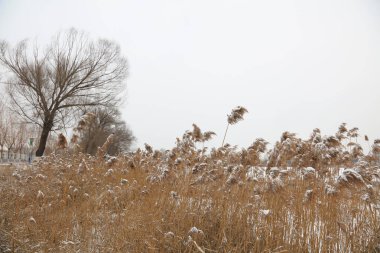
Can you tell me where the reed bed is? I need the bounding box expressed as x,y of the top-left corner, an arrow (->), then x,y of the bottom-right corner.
1,119 -> 380,252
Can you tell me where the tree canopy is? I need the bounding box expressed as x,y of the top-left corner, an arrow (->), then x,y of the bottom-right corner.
0,29 -> 128,156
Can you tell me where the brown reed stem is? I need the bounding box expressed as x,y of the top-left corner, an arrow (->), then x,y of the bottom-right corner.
221,123 -> 229,147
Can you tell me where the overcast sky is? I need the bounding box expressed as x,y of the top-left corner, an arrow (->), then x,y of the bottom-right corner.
0,0 -> 379,150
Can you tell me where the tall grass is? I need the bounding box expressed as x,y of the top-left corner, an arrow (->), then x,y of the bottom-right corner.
1,115 -> 380,252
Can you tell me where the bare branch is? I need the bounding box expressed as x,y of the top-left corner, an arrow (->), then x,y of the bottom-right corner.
0,29 -> 128,156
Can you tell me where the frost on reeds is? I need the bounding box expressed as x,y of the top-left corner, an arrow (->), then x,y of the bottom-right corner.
29,216 -> 36,224
164,231 -> 175,239
36,190 -> 44,200
120,178 -> 128,185
303,189 -> 313,202
35,173 -> 47,180
188,227 -> 204,236
303,167 -> 316,179
259,209 -> 271,217
336,168 -> 365,185
77,159 -> 89,173
324,184 -> 337,195
96,133 -> 115,159
1,122 -> 380,252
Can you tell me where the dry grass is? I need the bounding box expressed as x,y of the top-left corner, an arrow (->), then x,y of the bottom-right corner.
1,124 -> 380,252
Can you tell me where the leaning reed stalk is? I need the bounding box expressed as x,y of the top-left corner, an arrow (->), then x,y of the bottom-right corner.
221,122 -> 229,147
221,106 -> 248,147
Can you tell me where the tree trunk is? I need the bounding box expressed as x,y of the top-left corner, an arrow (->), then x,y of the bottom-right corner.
35,119 -> 53,157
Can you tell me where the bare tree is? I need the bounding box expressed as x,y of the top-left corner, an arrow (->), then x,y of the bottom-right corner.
0,101 -> 8,160
0,29 -> 128,156
76,107 -> 134,155
14,122 -> 28,160
4,114 -> 18,160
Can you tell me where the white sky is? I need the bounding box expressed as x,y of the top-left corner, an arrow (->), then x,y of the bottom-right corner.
0,0 -> 379,150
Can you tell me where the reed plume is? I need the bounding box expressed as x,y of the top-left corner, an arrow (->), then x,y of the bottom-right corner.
96,133 -> 115,158
222,106 -> 248,146
227,106 -> 248,124
203,131 -> 216,142
144,143 -> 153,154
192,124 -> 203,142
57,133 -> 68,149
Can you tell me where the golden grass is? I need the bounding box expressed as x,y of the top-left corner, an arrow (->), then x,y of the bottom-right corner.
1,118 -> 380,252
1,146 -> 379,252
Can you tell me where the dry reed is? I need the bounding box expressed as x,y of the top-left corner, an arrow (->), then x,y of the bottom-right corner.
0,122 -> 380,253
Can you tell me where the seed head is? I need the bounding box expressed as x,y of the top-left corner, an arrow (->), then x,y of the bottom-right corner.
227,106 -> 248,125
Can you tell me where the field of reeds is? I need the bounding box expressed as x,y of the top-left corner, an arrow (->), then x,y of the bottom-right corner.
1,109 -> 380,253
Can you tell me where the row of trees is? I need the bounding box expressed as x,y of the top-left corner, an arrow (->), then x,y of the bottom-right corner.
0,101 -> 34,161
0,29 -> 134,157
0,99 -> 135,160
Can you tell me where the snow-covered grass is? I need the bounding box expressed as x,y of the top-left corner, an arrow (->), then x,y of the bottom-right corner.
1,123 -> 380,252
0,152 -> 379,253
